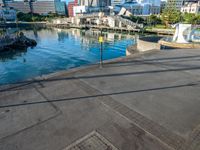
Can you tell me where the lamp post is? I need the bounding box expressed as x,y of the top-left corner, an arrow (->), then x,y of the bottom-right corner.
99,29 -> 103,68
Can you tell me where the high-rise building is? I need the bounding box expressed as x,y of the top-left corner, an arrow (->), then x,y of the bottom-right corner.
167,0 -> 185,10
7,0 -> 66,15
32,1 -> 56,14
55,1 -> 66,15
0,7 -> 16,21
7,1 -> 31,13
111,0 -> 123,6
161,0 -> 167,12
68,0 -> 78,17
137,0 -> 161,6
78,0 -> 111,7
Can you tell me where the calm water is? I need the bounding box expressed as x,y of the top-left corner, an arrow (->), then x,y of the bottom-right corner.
0,28 -> 135,85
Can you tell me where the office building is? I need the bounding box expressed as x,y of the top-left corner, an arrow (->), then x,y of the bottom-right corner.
167,0 -> 185,10
78,0 -> 111,7
55,1 -> 66,15
32,1 -> 56,14
140,0 -> 161,6
7,1 -> 31,13
160,0 -> 167,12
6,0 -> 66,15
68,0 -> 78,17
0,7 -> 16,21
111,0 -> 123,6
116,1 -> 160,15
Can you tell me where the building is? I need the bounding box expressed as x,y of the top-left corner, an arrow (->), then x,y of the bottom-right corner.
111,0 -> 125,6
68,0 -> 78,17
7,1 -> 31,13
32,1 -> 56,14
73,5 -> 88,16
78,0 -> 111,7
72,0 -> 111,16
160,0 -> 167,12
0,7 -> 16,21
7,0 -> 66,15
167,0 -> 184,10
181,0 -> 200,13
55,1 -> 66,15
138,0 -> 161,6
117,1 -> 160,15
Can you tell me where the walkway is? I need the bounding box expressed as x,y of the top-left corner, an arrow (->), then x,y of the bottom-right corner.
0,48 -> 200,150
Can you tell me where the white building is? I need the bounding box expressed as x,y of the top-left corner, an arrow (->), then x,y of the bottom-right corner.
73,5 -> 88,16
78,0 -> 111,7
181,1 -> 200,14
116,1 -> 160,15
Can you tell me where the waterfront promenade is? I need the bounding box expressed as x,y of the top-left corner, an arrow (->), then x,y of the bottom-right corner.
0,48 -> 200,150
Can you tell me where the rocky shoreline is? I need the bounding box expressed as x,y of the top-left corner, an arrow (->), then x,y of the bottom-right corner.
0,32 -> 37,52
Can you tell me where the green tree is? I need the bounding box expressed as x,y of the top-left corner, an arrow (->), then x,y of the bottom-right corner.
129,15 -> 145,24
147,15 -> 161,26
161,7 -> 182,27
194,14 -> 200,25
183,13 -> 196,24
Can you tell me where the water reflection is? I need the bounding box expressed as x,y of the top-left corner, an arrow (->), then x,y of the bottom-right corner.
0,28 -> 134,62
0,49 -> 27,61
0,28 -> 134,85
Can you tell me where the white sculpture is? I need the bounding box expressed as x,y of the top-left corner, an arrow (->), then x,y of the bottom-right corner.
172,23 -> 192,43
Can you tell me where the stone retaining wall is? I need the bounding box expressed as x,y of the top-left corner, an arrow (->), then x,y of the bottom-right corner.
137,36 -> 162,52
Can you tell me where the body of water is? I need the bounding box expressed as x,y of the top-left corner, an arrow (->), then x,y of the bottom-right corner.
0,28 -> 135,85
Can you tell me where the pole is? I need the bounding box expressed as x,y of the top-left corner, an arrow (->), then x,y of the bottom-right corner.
100,41 -> 103,68
99,29 -> 103,68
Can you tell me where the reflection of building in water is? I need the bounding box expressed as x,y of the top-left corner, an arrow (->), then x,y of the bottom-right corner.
50,28 -> 133,51
107,33 -> 115,42
33,28 -> 38,39
57,31 -> 69,41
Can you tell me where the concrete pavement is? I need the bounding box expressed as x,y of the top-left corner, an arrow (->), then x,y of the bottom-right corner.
0,48 -> 200,150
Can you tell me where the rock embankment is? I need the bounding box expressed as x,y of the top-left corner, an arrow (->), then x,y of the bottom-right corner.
0,32 -> 37,52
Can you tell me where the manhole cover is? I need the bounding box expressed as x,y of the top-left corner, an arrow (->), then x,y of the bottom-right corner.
64,131 -> 119,150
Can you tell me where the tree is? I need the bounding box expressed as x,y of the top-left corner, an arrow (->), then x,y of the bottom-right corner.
183,13 -> 196,24
161,7 -> 182,27
194,14 -> 200,25
129,15 -> 145,24
147,15 -> 161,26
